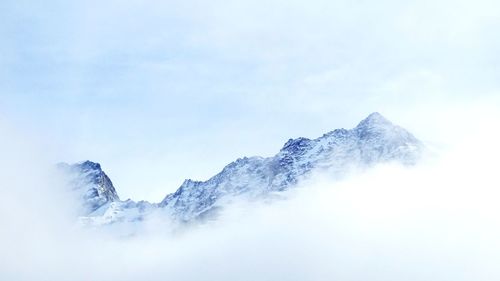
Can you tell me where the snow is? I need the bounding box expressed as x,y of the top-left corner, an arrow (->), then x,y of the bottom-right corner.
58,160 -> 119,214
62,112 -> 424,227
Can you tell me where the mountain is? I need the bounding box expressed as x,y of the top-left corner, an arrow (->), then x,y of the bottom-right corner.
58,160 -> 119,214
60,112 -> 423,226
158,112 -> 422,221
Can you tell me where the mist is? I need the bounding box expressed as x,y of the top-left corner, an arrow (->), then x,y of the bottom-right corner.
1,105 -> 500,281
2,0 -> 500,278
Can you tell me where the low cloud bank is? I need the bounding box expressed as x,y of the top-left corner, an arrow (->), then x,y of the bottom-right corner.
1,114 -> 500,281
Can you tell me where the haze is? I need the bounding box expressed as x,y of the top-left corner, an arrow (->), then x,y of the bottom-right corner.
1,0 -> 500,280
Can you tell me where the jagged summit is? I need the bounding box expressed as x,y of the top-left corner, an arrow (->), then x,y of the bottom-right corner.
59,160 -> 119,213
157,112 -> 423,221
356,112 -> 390,127
281,137 -> 312,152
282,113 -> 390,151
354,112 -> 404,138
65,113 -> 424,225
78,160 -> 102,171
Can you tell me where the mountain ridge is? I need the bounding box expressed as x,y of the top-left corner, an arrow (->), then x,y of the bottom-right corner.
60,112 -> 423,226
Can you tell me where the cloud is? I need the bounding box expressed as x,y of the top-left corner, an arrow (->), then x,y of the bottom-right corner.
1,107 -> 500,281
1,1 -> 500,279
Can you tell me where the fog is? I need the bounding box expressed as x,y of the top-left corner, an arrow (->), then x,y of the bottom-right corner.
1,104 -> 500,281
2,0 -> 500,278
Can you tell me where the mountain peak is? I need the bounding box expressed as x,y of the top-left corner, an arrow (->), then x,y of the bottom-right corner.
356,112 -> 392,129
281,137 -> 312,152
58,160 -> 119,213
77,160 -> 102,171
71,113 -> 424,225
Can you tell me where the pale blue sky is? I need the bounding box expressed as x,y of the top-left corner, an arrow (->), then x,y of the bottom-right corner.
1,0 -> 499,201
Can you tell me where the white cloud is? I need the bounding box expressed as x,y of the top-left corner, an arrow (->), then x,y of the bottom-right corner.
1,1 -> 500,277
1,106 -> 500,280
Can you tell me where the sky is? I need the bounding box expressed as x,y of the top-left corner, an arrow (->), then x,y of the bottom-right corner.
2,1 -> 500,280
1,0 -> 499,201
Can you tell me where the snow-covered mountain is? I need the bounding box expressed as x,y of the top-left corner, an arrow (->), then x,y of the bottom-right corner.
60,112 -> 423,226
58,160 -> 119,214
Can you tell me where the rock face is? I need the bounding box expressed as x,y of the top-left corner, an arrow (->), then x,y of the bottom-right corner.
159,112 -> 422,221
61,112 -> 423,226
58,160 -> 119,213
